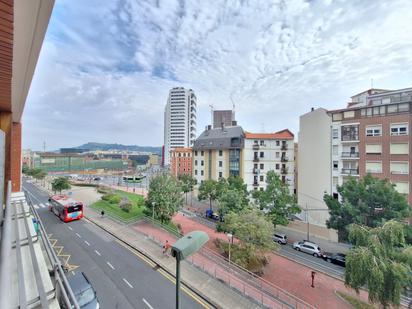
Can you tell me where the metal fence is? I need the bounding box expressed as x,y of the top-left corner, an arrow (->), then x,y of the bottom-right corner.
140,217 -> 315,309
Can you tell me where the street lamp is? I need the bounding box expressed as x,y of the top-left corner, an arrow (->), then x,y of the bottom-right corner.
171,231 -> 209,309
227,233 -> 233,267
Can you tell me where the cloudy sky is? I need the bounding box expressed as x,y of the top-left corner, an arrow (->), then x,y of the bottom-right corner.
23,0 -> 412,150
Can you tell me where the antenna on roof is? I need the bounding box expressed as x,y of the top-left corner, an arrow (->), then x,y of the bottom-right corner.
371,78 -> 374,89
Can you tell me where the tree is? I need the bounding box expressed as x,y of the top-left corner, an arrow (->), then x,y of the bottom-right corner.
31,168 -> 47,185
324,175 -> 410,241
217,208 -> 275,273
345,221 -> 412,308
198,179 -> 219,211
217,176 -> 249,218
146,174 -> 183,223
253,170 -> 299,227
51,177 -> 71,193
22,165 -> 30,174
178,174 -> 197,205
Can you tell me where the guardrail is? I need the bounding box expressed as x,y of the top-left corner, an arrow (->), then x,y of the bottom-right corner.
140,216 -> 315,309
0,181 -> 12,309
25,190 -> 80,309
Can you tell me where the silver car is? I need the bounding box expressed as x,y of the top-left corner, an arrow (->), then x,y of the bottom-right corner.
273,233 -> 287,245
292,240 -> 322,257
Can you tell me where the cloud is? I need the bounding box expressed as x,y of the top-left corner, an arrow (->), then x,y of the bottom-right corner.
23,0 -> 412,150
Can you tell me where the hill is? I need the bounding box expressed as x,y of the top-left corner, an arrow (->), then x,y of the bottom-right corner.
75,142 -> 162,154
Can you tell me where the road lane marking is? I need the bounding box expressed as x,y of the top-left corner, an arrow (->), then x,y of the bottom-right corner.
123,278 -> 133,288
94,250 -> 101,256
68,226 -> 73,231
71,271 -> 75,275
34,205 -> 39,209
143,298 -> 154,309
84,240 -> 90,246
106,262 -> 115,270
75,233 -> 82,238
39,203 -> 46,208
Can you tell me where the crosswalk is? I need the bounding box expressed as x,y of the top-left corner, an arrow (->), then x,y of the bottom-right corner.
33,203 -> 50,209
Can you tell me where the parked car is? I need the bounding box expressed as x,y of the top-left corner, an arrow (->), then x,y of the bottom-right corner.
322,252 -> 346,267
62,272 -> 99,309
273,233 -> 287,245
205,209 -> 222,221
292,240 -> 322,257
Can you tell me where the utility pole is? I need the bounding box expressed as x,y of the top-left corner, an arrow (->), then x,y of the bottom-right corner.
43,141 -> 46,153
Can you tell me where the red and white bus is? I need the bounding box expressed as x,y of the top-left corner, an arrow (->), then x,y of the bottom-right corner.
49,195 -> 84,222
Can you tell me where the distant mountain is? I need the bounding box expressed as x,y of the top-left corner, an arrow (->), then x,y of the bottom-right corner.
75,142 -> 162,154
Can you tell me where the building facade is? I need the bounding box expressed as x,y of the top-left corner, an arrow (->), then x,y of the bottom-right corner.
163,87 -> 197,166
213,110 -> 235,128
299,87 -> 412,227
243,130 -> 295,193
170,148 -> 193,177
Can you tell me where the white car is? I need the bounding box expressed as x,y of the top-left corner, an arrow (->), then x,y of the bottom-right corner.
292,240 -> 322,257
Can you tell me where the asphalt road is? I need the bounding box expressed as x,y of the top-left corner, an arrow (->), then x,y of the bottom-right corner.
23,180 -> 205,309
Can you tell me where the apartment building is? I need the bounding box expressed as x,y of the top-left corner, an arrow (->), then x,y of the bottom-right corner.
163,87 -> 197,166
193,125 -> 244,183
243,130 -> 295,193
193,125 -> 296,194
213,109 -> 236,128
299,87 -> 412,228
170,148 -> 193,177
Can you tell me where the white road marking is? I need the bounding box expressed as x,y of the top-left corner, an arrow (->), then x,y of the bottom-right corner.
143,298 -> 154,309
94,250 -> 101,256
106,262 -> 115,270
76,233 -> 82,238
84,240 -> 90,246
123,278 -> 133,288
68,226 -> 73,231
34,205 -> 39,209
71,271 -> 75,276
39,203 -> 46,208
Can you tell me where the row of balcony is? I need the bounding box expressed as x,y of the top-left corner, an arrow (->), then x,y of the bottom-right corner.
253,156 -> 289,162
252,144 -> 288,150
252,167 -> 288,174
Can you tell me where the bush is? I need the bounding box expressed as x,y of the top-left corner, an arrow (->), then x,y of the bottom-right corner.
97,186 -> 111,194
102,193 -> 114,201
119,197 -> 132,212
101,193 -> 121,204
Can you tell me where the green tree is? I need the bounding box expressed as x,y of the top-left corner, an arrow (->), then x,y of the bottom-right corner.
146,174 -> 183,223
178,174 -> 197,205
345,221 -> 412,308
51,177 -> 71,193
324,175 -> 410,241
198,179 -> 219,211
31,168 -> 47,185
217,176 -> 249,218
253,170 -> 299,227
217,208 -> 275,273
22,165 -> 30,174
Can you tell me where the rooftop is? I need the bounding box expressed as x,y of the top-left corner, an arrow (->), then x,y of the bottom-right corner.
244,129 -> 294,140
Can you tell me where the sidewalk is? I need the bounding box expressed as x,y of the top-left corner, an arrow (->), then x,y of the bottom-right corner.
83,207 -> 262,309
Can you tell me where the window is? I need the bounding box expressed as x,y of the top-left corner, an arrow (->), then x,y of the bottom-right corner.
276,152 -> 280,158
260,175 -> 264,182
398,103 -> 409,112
219,161 -> 222,167
201,170 -> 204,176
390,123 -> 408,136
195,160 -> 198,166
332,113 -> 342,121
333,193 -> 339,200
333,161 -> 338,170
201,151 -> 204,156
365,144 -> 382,154
276,164 -> 279,170
333,177 -> 339,187
195,170 -> 198,175
260,164 -> 264,170
366,125 -> 381,137
194,151 -> 198,156
260,152 -> 264,158
343,111 -> 355,118
390,143 -> 409,155
390,162 -> 409,175
219,150 -> 223,156
388,104 -> 397,113
260,140 -> 265,146
276,141 -> 280,146
201,160 -> 204,166
341,125 -> 358,141
332,128 -> 339,139
394,182 -> 409,194
332,145 -> 338,156
254,163 -> 258,169
219,172 -> 223,178
366,161 -> 382,173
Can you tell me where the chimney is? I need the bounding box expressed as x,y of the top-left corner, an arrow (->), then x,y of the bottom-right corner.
232,120 -> 237,126
311,107 -> 314,112
207,125 -> 211,131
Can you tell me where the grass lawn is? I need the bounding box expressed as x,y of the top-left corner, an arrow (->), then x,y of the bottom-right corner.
336,291 -> 375,309
90,190 -> 145,222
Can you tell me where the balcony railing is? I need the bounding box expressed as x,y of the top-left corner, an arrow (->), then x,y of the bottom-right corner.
341,135 -> 359,142
252,144 -> 260,150
281,145 -> 288,150
281,156 -> 289,162
341,168 -> 359,175
253,181 -> 259,186
253,168 -> 259,174
281,167 -> 288,174
341,152 -> 359,158
253,157 -> 259,162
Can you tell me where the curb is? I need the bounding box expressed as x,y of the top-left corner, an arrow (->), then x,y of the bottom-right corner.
84,215 -> 221,309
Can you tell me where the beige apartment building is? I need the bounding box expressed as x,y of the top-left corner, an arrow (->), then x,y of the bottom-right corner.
299,87 -> 412,229
193,125 -> 296,194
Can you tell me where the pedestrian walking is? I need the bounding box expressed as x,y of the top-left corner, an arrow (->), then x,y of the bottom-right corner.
163,240 -> 172,257
101,210 -> 105,218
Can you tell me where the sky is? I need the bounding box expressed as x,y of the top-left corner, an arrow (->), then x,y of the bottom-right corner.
23,0 -> 412,151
